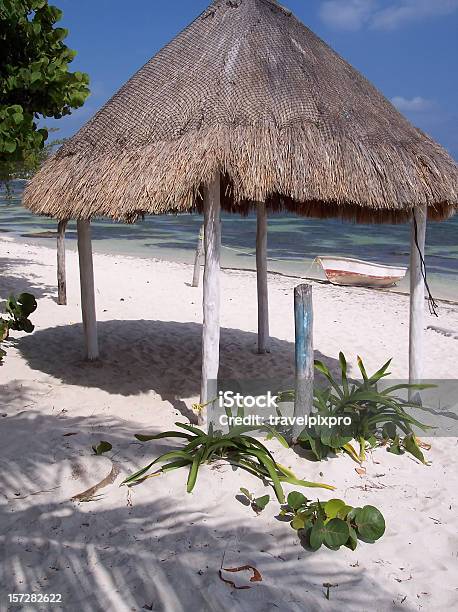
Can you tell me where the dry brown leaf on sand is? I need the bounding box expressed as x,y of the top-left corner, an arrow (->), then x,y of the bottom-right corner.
71,463 -> 120,502
416,438 -> 432,451
219,565 -> 263,589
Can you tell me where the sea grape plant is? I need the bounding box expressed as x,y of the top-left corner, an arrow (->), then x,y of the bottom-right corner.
280,353 -> 432,464
92,441 -> 112,456
122,422 -> 334,502
239,487 -> 270,513
0,292 -> 37,361
280,492 -> 385,551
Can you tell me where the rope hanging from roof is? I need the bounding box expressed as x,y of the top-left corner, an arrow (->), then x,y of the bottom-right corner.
413,216 -> 439,318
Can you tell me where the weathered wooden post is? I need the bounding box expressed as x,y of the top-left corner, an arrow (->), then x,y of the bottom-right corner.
192,225 -> 204,287
409,204 -> 427,398
200,174 -> 221,415
292,284 -> 314,441
256,201 -> 269,353
57,219 -> 68,305
77,219 -> 99,361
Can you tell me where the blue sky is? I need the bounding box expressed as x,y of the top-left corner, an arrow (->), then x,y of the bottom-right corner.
49,0 -> 458,159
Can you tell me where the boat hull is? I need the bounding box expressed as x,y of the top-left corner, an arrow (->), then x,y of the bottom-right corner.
317,257 -> 407,288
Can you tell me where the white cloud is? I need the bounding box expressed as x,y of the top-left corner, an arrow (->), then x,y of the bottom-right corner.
372,0 -> 458,29
319,0 -> 458,30
319,0 -> 375,30
391,96 -> 434,112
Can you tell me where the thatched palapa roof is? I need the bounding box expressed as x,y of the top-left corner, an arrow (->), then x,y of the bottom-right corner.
24,0 -> 458,223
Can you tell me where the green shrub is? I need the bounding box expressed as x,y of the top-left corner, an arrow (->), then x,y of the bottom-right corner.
0,292 -> 37,361
280,492 -> 385,551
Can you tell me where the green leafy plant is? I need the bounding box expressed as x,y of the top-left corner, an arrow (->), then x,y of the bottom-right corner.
0,292 -> 37,361
92,441 -> 112,456
280,492 -> 385,551
239,487 -> 270,513
282,353 -> 432,464
122,422 -> 334,502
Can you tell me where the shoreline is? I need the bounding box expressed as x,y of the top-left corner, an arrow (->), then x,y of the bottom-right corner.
5,231 -> 458,308
2,191 -> 458,302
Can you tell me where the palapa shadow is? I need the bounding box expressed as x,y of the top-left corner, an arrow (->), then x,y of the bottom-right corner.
18,320 -> 340,399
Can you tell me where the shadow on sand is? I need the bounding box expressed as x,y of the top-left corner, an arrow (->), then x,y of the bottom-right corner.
18,320 -> 340,399
0,255 -> 56,301
0,410 -> 410,612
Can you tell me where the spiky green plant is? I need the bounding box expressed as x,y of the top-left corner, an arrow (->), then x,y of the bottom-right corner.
280,353 -> 433,464
122,422 -> 334,502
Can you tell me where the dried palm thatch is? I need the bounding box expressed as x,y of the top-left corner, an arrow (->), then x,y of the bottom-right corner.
23,0 -> 458,223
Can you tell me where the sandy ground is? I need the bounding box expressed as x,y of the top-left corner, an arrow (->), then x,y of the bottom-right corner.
0,235 -> 458,612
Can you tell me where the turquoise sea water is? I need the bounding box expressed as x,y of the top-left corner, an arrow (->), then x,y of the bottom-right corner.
1,182 -> 458,301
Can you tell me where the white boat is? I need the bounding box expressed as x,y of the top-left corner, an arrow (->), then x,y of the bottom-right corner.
316,256 -> 407,288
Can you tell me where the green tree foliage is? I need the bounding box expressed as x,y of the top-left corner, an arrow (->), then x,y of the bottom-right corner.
0,0 -> 89,167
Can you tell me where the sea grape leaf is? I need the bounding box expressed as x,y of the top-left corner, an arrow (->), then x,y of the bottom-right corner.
291,515 -> 306,530
287,491 -> 307,511
355,506 -> 386,542
323,518 -> 350,549
324,499 -> 346,520
92,441 -> 112,455
336,505 -> 353,520
309,516 -> 325,550
300,527 -> 322,552
253,495 -> 270,511
345,526 -> 358,551
18,293 -> 37,315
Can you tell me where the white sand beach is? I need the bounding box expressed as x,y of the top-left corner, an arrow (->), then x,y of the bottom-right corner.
1,235 -> 458,612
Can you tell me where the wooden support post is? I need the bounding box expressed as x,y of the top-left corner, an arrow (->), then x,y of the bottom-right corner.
200,174 -> 221,413
292,284 -> 314,441
57,219 -> 68,305
77,219 -> 99,361
192,225 -> 204,287
409,204 -> 427,391
256,202 -> 269,354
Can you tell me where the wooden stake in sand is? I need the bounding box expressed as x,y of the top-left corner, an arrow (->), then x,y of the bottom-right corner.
77,219 -> 99,361
256,202 -> 270,354
201,174 -> 221,407
192,225 -> 204,287
57,219 -> 68,305
409,204 -> 427,388
292,284 -> 314,441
